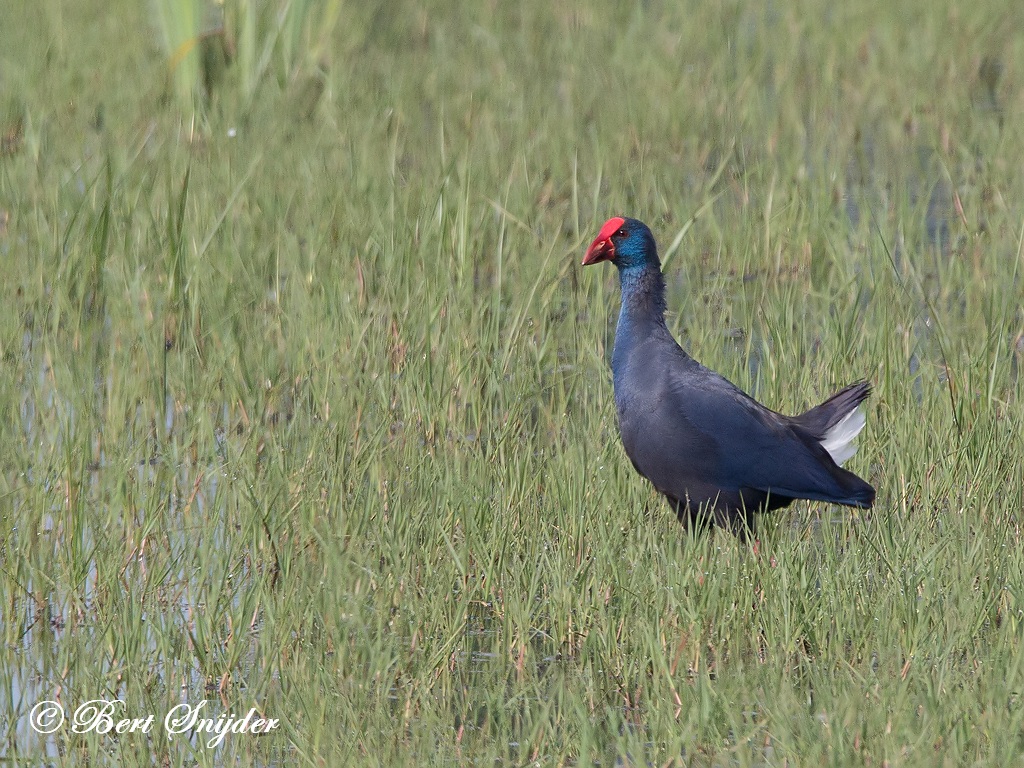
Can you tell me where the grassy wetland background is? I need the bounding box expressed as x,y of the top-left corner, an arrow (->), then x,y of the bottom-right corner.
2,0 -> 1024,765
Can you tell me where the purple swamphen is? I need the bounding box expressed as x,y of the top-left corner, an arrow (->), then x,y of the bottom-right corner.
582,216 -> 875,535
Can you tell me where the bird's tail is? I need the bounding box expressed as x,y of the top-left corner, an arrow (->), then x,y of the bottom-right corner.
792,381 -> 871,466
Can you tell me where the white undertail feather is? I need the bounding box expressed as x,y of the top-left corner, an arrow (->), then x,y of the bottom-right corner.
819,406 -> 867,466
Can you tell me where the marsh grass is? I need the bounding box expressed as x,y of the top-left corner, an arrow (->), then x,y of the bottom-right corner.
151,0 -> 341,116
2,0 -> 1024,765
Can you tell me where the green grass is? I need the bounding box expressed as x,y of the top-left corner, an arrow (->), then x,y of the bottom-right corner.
2,0 -> 1024,765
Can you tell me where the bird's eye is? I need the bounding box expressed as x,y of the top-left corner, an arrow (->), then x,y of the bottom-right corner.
616,228 -> 627,238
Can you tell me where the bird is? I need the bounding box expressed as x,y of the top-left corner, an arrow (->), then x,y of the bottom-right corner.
582,216 -> 875,535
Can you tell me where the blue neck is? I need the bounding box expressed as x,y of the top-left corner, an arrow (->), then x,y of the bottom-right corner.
617,263 -> 667,327
612,263 -> 668,376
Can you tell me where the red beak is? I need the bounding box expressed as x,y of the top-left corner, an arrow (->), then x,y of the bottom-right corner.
582,237 -> 614,265
582,216 -> 626,266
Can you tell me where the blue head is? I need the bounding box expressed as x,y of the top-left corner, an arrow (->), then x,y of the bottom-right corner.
581,217 -> 660,272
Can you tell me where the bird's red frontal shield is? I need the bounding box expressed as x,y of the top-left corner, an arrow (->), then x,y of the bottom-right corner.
582,216 -> 626,265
